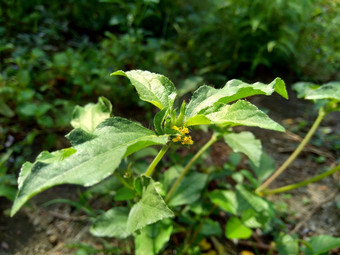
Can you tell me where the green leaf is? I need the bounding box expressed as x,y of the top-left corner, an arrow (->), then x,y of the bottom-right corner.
228,152 -> 242,167
127,176 -> 174,233
250,152 -> 275,183
135,219 -> 173,255
153,107 -> 169,135
88,176 -> 122,195
17,103 -> 38,117
71,97 -> 112,133
276,234 -> 299,255
184,114 -> 211,127
114,187 -> 136,201
90,207 -> 130,238
112,70 -> 177,110
0,97 -> 15,117
175,101 -> 186,126
239,170 -> 259,188
17,148 -> 76,189
225,217 -> 252,239
224,131 -> 262,166
11,117 -> 168,216
167,172 -> 208,207
208,190 -> 238,215
0,185 -> 17,201
241,208 -> 265,228
235,184 -> 274,217
205,100 -> 285,132
305,235 -> 340,255
0,150 -> 13,168
161,165 -> 182,192
293,82 -> 340,101
185,77 -> 287,122
200,219 -> 222,237
17,162 -> 33,189
292,82 -> 319,98
306,82 -> 340,101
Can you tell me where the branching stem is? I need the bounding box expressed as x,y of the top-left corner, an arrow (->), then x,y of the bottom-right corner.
165,134 -> 218,203
260,164 -> 340,195
256,108 -> 327,193
189,204 -> 218,245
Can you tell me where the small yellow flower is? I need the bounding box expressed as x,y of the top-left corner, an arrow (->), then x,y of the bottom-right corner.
172,126 -> 193,145
181,135 -> 193,145
172,126 -> 180,132
181,127 -> 189,135
172,135 -> 182,143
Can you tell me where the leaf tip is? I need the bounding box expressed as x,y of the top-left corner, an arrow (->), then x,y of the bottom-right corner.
273,77 -> 289,100
110,70 -> 126,77
10,199 -> 21,217
275,124 -> 286,133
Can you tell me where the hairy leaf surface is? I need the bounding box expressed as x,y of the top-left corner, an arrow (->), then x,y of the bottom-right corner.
293,82 -> 319,98
127,176 -> 174,233
293,82 -> 340,101
71,97 -> 112,133
305,82 -> 340,101
135,219 -> 173,255
204,100 -> 285,132
185,78 -> 287,121
224,131 -> 262,166
11,117 -> 168,216
236,184 -> 274,217
167,172 -> 208,207
112,70 -> 177,110
90,207 -> 130,238
249,153 -> 275,183
208,190 -> 238,215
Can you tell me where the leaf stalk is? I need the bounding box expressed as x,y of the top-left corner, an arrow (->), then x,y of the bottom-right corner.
145,144 -> 170,177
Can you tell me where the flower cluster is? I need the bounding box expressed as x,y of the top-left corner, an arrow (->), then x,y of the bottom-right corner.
171,126 -> 193,145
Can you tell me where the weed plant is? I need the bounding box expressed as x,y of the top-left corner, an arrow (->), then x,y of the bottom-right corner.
10,70 -> 340,254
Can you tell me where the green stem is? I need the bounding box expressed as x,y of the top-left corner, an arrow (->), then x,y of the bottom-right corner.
116,174 -> 134,190
188,204 -> 218,247
256,108 -> 327,193
261,164 -> 340,195
298,239 -> 314,252
165,134 -> 218,203
145,144 -> 170,177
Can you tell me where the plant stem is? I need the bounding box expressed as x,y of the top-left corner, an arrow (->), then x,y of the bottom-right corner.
188,204 -> 218,246
261,164 -> 340,195
165,134 -> 218,203
116,174 -> 134,190
256,108 -> 327,193
145,144 -> 170,177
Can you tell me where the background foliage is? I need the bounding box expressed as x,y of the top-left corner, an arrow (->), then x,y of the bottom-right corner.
0,0 -> 339,209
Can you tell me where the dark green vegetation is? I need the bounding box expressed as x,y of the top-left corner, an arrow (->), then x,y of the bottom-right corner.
1,0 -> 340,254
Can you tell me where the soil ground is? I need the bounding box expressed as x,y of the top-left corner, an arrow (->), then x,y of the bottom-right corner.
0,89 -> 339,255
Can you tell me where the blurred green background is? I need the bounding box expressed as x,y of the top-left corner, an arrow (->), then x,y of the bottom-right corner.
0,0 -> 339,200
